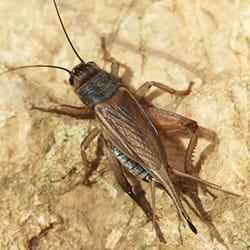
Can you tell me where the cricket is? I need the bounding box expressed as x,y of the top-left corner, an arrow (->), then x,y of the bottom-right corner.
2,0 -> 236,243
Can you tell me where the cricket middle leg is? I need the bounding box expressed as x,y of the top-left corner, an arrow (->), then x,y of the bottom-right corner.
80,128 -> 105,186
135,80 -> 195,100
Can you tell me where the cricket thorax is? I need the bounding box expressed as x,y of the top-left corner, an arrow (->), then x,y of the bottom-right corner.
70,62 -> 120,107
111,145 -> 152,182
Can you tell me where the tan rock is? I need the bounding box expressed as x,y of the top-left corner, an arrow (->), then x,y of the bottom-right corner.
0,1 -> 249,249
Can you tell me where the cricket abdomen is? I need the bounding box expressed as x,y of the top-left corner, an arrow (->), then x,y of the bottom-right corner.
111,145 -> 152,182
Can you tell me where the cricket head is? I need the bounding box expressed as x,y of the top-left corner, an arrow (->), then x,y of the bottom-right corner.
69,62 -> 100,90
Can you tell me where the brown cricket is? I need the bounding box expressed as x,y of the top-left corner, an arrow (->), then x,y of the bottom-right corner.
2,0 -> 233,243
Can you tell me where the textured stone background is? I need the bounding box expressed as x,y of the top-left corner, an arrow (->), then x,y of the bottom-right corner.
0,0 -> 249,249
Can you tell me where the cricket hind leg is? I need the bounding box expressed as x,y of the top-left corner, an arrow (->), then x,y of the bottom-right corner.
107,151 -> 166,243
144,106 -> 200,174
32,104 -> 95,120
144,106 -> 235,195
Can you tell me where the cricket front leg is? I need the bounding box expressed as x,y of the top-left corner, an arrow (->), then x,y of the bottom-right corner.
101,37 -> 132,82
107,151 -> 166,243
80,128 -> 105,186
101,37 -> 120,79
32,104 -> 95,120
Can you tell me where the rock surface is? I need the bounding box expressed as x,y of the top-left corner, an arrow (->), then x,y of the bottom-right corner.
0,0 -> 249,249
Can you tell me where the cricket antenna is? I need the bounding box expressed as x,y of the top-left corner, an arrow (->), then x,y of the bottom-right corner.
1,65 -> 71,76
53,0 -> 85,63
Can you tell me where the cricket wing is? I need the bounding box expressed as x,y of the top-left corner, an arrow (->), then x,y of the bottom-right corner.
95,87 -> 166,170
95,87 -> 198,234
